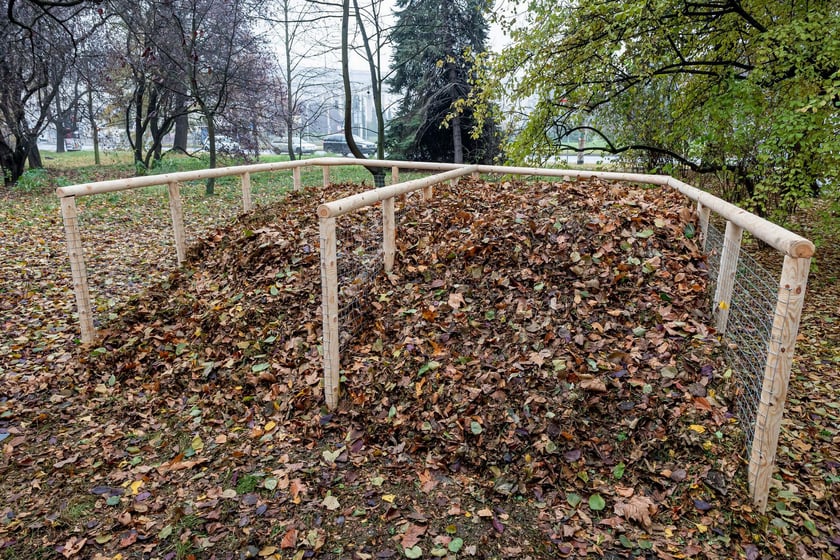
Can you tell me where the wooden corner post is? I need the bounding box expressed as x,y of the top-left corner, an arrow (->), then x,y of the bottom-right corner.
319,216 -> 341,409
322,166 -> 330,188
60,196 -> 95,344
167,182 -> 187,266
748,255 -> 810,512
713,221 -> 743,334
383,197 -> 395,272
241,172 -> 252,212
293,166 -> 302,191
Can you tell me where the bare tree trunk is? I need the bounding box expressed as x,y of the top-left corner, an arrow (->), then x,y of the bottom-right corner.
577,131 -> 585,165
283,1 -> 296,162
452,114 -> 463,164
55,101 -> 66,153
133,82 -> 145,167
87,90 -> 100,165
205,113 -> 217,195
27,142 -> 42,169
346,0 -> 385,187
173,93 -> 189,153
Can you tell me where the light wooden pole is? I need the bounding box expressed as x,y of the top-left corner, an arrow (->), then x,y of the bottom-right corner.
383,197 -> 395,272
293,166 -> 302,190
60,196 -> 96,344
167,182 -> 187,266
696,202 -> 711,252
748,256 -> 810,512
322,166 -> 330,188
391,166 -> 399,185
319,216 -> 340,409
241,172 -> 252,212
713,221 -> 743,334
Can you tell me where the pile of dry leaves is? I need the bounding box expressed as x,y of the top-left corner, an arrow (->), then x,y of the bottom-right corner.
1,177 -> 835,559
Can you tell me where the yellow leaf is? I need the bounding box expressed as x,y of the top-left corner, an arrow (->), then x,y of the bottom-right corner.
696,523 -> 708,533
702,441 -> 713,451
259,545 -> 278,556
130,480 -> 144,495
191,435 -> 204,451
718,301 -> 729,310
264,421 -> 277,433
688,424 -> 706,434
382,494 -> 396,503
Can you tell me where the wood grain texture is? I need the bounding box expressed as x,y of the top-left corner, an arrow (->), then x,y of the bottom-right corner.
748,256 -> 810,512
60,196 -> 95,343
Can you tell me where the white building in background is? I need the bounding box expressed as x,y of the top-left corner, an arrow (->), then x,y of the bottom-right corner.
300,69 -> 394,142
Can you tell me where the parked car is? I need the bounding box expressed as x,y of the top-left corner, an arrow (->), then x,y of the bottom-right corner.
202,135 -> 241,153
271,137 -> 319,155
322,133 -> 377,156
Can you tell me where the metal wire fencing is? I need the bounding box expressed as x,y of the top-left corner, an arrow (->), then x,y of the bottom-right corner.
703,222 -> 784,462
335,194 -> 419,351
336,206 -> 385,351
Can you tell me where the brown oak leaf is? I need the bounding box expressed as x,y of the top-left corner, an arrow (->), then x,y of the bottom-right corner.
614,495 -> 657,528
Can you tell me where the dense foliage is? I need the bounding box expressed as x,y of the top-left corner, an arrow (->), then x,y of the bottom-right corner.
475,0 -> 840,218
387,0 -> 498,163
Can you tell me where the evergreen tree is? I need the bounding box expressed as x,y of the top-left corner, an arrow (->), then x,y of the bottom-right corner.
387,0 -> 497,163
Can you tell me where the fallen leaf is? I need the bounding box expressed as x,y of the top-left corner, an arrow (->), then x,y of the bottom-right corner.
579,377 -> 607,392
280,527 -> 298,549
322,494 -> 340,510
400,523 -> 426,548
61,536 -> 87,558
614,495 -> 656,527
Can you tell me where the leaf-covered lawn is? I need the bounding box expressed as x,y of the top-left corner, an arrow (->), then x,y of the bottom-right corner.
0,175 -> 837,559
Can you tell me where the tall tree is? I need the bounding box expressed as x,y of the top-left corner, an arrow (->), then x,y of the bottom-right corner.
269,0 -> 334,160
103,0 -> 188,170
476,0 -> 840,218
387,0 -> 496,163
167,0 -> 267,194
339,0 -> 389,186
0,0 -> 98,183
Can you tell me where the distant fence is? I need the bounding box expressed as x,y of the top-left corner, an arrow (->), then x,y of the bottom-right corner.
56,157 -> 814,512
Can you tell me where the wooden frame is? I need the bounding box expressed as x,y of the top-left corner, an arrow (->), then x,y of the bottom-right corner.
57,158 -> 814,511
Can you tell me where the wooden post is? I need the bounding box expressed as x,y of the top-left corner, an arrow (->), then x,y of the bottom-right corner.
450,178 -> 457,188
323,166 -> 330,188
241,172 -> 252,212
713,221 -> 742,334
696,202 -> 711,251
383,197 -> 395,272
392,166 -> 406,203
60,196 -> 96,344
167,182 -> 187,266
422,184 -> 433,201
293,166 -> 302,191
319,216 -> 340,409
471,170 -> 480,180
748,256 -> 810,512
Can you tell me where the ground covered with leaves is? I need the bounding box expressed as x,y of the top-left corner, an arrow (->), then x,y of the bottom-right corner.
0,176 -> 837,559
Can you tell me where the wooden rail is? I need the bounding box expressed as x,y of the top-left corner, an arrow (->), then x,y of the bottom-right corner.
56,158 -> 813,511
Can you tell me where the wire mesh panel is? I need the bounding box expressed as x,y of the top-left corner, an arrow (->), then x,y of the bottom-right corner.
704,221 -> 724,289
336,206 -> 385,351
704,221 -> 779,458
335,194 -> 415,351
